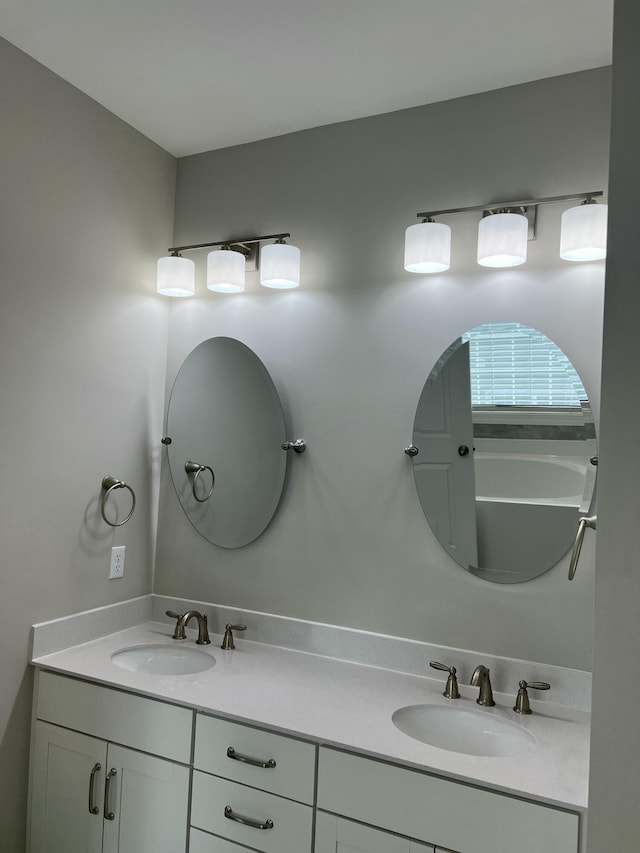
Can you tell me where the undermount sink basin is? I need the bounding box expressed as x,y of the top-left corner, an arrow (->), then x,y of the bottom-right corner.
111,644 -> 216,676
392,704 -> 536,757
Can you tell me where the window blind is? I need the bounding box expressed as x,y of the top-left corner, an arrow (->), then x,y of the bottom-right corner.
463,322 -> 587,407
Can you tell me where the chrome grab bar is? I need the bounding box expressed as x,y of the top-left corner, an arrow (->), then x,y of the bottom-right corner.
568,515 -> 596,580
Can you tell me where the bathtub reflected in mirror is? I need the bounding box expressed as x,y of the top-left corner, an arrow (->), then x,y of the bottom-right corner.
411,322 -> 597,583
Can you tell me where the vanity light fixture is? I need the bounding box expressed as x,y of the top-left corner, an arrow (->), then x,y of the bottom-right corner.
406,191 -> 606,273
207,245 -> 246,293
477,209 -> 529,268
260,238 -> 301,289
157,252 -> 195,297
404,219 -> 451,273
157,232 -> 299,296
560,197 -> 608,261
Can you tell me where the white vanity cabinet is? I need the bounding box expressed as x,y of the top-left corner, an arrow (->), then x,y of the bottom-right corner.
26,652 -> 585,853
28,671 -> 192,853
317,746 -> 580,853
189,712 -> 316,852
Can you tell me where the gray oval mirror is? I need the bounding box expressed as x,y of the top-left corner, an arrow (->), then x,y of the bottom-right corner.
166,337 -> 287,548
411,322 -> 597,583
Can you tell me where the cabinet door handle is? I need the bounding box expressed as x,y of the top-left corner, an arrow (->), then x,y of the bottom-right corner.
224,805 -> 274,830
226,746 -> 276,768
88,763 -> 101,815
104,768 -> 117,821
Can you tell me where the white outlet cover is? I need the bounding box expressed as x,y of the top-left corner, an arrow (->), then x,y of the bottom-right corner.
109,545 -> 125,579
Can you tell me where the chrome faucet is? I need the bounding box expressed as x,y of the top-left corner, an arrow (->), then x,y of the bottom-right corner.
470,665 -> 495,706
166,609 -> 211,645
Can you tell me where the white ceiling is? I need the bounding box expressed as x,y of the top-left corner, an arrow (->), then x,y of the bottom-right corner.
0,0 -> 613,158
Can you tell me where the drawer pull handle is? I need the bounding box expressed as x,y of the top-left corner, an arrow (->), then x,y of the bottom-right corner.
88,763 -> 101,815
226,746 -> 276,768
224,805 -> 274,831
104,768 -> 117,821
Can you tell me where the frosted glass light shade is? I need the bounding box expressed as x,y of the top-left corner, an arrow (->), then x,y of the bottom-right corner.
207,248 -> 245,292
157,255 -> 195,297
260,243 -> 300,289
560,203 -> 608,261
477,212 -> 528,268
404,222 -> 451,273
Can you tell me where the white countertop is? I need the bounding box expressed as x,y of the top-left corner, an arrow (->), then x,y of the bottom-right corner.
31,620 -> 590,811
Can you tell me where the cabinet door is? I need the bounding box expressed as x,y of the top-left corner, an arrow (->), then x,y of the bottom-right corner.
315,812 -> 434,853
29,721 -> 106,853
101,744 -> 190,853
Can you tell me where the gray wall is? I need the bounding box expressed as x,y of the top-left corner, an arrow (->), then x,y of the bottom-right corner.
588,2 -> 640,850
0,39 -> 175,851
155,68 -> 610,672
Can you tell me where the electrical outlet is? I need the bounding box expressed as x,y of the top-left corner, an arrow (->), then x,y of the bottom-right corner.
109,545 -> 125,579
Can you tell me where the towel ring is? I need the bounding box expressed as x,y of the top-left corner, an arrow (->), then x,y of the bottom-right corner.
100,476 -> 136,527
185,461 -> 215,502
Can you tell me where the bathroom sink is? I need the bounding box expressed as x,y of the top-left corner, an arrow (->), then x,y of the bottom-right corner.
392,704 -> 536,757
111,644 -> 215,675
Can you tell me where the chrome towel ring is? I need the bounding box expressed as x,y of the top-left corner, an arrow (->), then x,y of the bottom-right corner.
185,461 -> 215,502
100,476 -> 136,527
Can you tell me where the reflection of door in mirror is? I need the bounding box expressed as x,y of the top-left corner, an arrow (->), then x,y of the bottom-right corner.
413,340 -> 478,569
411,323 -> 597,584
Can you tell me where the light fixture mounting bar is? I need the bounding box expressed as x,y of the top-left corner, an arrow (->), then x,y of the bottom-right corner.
416,191 -> 603,220
168,232 -> 290,254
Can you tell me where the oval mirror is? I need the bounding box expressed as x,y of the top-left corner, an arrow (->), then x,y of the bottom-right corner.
410,322 -> 597,583
166,337 -> 287,548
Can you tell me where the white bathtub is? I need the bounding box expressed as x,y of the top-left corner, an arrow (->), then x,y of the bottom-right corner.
474,452 -> 589,506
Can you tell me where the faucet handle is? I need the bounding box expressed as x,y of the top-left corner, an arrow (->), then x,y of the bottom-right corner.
513,679 -> 551,714
221,624 -> 247,651
429,661 -> 460,700
165,610 -> 186,640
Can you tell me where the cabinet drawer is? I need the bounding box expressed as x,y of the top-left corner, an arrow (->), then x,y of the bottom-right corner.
194,713 -> 315,803
317,747 -> 579,853
36,671 -> 192,763
190,828 -> 261,852
191,770 -> 313,853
